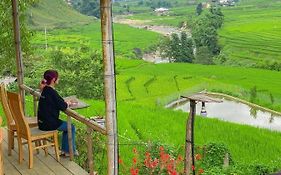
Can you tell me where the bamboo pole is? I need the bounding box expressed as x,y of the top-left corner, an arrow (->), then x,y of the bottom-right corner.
67,115 -> 74,160
11,0 -> 25,114
185,100 -> 196,175
100,0 -> 119,174
87,127 -> 94,175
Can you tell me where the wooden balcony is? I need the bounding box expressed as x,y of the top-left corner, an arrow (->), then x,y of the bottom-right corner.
1,128 -> 88,175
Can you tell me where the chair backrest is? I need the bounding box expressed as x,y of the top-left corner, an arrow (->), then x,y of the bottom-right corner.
0,83 -> 14,126
6,92 -> 30,139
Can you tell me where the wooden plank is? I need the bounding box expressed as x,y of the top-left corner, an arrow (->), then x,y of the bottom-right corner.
2,129 -> 55,175
48,149 -> 89,175
2,128 -> 88,175
3,155 -> 21,175
2,138 -> 38,175
35,152 -> 72,175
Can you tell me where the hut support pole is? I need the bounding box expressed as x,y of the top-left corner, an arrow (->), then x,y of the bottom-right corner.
185,100 -> 196,175
100,0 -> 119,174
67,116 -> 74,160
11,0 -> 25,113
87,127 -> 94,175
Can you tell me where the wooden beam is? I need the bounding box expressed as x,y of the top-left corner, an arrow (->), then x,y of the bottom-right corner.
20,84 -> 107,135
100,0 -> 119,174
185,100 -> 196,175
11,0 -> 25,113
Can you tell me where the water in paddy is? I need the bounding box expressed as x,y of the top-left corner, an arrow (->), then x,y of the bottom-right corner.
175,98 -> 281,132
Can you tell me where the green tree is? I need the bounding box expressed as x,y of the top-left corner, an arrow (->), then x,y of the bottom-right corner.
160,32 -> 194,63
194,46 -> 213,65
72,0 -> 100,18
0,0 -> 35,75
196,3 -> 203,15
50,50 -> 103,99
191,6 -> 223,56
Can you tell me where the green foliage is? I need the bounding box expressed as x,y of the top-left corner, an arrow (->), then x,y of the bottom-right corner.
196,3 -> 203,16
194,46 -> 213,65
203,142 -> 233,168
25,49 -> 104,99
51,50 -> 104,99
0,0 -> 35,75
75,124 -> 107,172
160,32 -> 194,63
72,0 -> 100,18
192,5 -> 224,57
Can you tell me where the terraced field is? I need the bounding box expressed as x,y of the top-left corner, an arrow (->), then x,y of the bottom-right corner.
219,0 -> 281,66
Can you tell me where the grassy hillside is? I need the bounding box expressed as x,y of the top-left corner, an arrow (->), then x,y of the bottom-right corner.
89,59 -> 281,173
31,22 -> 161,58
27,0 -> 93,29
218,0 -> 281,67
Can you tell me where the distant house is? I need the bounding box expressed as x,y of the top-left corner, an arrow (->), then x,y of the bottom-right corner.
219,0 -> 235,6
65,0 -> 72,6
202,2 -> 211,8
154,8 -> 169,15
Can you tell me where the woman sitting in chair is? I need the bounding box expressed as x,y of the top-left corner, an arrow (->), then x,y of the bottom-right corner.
38,70 -> 78,156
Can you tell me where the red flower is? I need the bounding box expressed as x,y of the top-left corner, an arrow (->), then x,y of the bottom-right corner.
195,154 -> 202,161
118,158 -> 123,164
133,147 -> 138,154
145,152 -> 151,157
177,155 -> 183,162
198,168 -> 204,174
192,165 -> 195,171
159,146 -> 164,151
133,157 -> 137,165
130,168 -> 139,175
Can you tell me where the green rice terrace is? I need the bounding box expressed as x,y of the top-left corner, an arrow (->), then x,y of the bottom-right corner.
1,0 -> 281,174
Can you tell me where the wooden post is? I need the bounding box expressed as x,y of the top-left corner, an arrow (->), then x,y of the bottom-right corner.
185,100 -> 196,175
11,0 -> 25,113
0,117 -> 3,175
87,127 -> 94,175
67,115 -> 74,160
100,0 -> 119,174
33,95 -> 38,117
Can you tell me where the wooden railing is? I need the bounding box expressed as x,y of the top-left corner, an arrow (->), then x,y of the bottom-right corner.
20,84 -> 107,175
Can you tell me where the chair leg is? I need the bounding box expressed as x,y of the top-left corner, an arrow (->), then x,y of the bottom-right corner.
11,131 -> 15,149
54,133 -> 60,162
43,139 -> 48,156
17,137 -> 23,164
8,130 -> 14,156
28,140 -> 33,169
35,140 -> 40,154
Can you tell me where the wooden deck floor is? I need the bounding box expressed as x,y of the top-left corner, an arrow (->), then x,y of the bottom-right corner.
1,128 -> 88,175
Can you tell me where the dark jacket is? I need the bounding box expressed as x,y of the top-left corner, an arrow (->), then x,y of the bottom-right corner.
37,86 -> 67,131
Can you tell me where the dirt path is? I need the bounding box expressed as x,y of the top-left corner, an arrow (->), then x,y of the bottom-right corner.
114,16 -> 183,36
114,16 -> 189,63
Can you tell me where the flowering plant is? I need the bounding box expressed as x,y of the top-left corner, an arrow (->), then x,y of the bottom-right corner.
119,145 -> 205,175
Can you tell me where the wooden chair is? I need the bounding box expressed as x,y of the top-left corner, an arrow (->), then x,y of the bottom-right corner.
0,83 -> 37,156
7,91 -> 60,169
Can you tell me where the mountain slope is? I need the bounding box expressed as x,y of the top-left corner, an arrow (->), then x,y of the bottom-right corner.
27,0 -> 94,30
